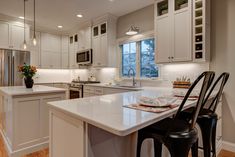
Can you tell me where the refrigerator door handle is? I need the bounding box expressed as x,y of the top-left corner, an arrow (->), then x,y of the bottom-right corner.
12,56 -> 15,86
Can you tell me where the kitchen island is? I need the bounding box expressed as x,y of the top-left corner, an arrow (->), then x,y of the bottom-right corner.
48,87 -> 207,157
0,85 -> 66,157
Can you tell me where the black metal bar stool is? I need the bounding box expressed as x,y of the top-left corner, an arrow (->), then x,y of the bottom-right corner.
182,72 -> 229,157
136,71 -> 215,157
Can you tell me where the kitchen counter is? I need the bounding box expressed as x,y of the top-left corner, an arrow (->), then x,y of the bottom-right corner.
48,87 -> 219,157
48,87 -> 196,136
0,85 -> 66,96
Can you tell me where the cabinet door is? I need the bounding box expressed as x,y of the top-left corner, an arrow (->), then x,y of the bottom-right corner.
41,33 -> 60,52
155,16 -> 172,63
0,21 -> 10,49
100,34 -> 108,66
30,31 -> 41,67
41,51 -> 61,69
61,36 -> 69,69
11,24 -> 29,50
172,2 -> 192,62
92,36 -> 101,66
40,96 -> 64,139
50,113 -> 84,157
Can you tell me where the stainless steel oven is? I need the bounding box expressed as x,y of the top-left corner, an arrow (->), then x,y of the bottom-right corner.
76,49 -> 92,65
69,86 -> 82,99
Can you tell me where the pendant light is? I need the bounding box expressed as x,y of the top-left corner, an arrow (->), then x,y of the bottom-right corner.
126,26 -> 139,36
23,0 -> 27,50
32,0 -> 37,46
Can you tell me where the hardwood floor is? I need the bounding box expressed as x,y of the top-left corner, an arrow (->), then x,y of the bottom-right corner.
1,133 -> 235,157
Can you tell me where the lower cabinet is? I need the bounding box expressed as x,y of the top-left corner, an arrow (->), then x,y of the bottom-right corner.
0,92 -> 65,156
50,110 -> 84,157
83,85 -> 135,97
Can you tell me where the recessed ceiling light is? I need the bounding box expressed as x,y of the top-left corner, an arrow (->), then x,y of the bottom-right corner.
76,14 -> 83,18
109,0 -> 115,2
19,16 -> 24,19
57,25 -> 63,28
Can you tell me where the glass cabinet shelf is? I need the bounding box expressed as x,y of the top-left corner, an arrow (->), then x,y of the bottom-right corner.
175,0 -> 188,11
157,0 -> 168,16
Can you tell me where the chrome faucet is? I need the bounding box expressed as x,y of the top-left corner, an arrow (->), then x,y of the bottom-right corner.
128,68 -> 137,86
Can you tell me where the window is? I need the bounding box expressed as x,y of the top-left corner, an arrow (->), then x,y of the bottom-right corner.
120,38 -> 159,78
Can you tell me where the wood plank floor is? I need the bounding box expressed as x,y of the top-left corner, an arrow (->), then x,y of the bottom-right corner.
0,133 -> 234,157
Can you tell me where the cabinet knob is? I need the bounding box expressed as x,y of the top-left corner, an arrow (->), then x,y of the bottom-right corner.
168,57 -> 170,59
171,57 -> 174,59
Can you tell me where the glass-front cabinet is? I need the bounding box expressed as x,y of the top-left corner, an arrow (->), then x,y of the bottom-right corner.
157,0 -> 168,16
175,0 -> 189,11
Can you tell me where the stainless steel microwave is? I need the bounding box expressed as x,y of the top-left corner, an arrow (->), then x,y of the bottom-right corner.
76,49 -> 92,65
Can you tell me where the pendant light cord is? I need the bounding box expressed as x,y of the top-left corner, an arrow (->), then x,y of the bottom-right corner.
24,0 -> 26,42
34,0 -> 36,38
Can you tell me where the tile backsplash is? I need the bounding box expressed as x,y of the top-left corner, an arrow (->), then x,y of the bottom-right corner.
34,62 -> 209,87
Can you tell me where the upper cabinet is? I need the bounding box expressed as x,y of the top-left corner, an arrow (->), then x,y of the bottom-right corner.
0,20 -> 30,51
155,0 -> 210,63
69,34 -> 79,69
61,35 -> 69,69
29,31 -> 41,68
92,14 -> 117,67
40,33 -> 61,69
78,26 -> 91,51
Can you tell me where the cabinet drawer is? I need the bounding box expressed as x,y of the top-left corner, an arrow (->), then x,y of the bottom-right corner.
94,88 -> 103,95
83,86 -> 95,94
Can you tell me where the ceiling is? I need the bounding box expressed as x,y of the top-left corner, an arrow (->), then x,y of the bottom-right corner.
0,0 -> 154,33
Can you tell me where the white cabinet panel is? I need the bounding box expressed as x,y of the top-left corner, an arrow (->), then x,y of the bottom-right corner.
50,113 -> 84,157
11,24 -> 29,51
0,21 -> 10,49
92,36 -> 101,66
41,33 -> 60,52
173,10 -> 192,62
78,27 -> 91,51
61,36 -> 69,69
40,96 -> 64,139
30,31 -> 41,67
155,16 -> 171,63
14,98 -> 41,148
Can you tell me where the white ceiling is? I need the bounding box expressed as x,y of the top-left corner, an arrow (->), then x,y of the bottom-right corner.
0,0 -> 154,33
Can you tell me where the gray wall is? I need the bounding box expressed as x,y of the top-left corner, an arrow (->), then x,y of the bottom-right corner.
210,0 -> 235,143
117,5 -> 154,38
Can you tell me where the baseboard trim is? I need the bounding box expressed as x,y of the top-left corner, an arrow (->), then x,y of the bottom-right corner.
222,141 -> 235,152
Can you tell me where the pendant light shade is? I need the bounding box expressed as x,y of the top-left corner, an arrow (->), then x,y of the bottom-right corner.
126,26 -> 139,36
33,0 -> 37,46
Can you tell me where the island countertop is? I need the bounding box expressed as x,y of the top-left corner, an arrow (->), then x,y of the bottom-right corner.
48,87 -> 206,136
0,85 -> 66,96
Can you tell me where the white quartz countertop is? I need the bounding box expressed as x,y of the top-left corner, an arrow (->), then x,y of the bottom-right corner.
84,83 -> 142,91
0,85 -> 66,96
48,87 -> 203,136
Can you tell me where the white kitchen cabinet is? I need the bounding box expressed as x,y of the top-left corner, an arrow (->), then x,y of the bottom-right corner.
155,0 -> 192,63
0,20 -> 30,50
30,31 -> 41,68
0,88 -> 65,157
50,109 -> 85,157
192,0 -> 211,62
0,21 -> 10,49
78,26 -> 91,51
83,85 -> 139,97
41,33 -> 61,69
92,14 -> 117,67
11,24 -> 30,51
61,36 -> 69,69
69,35 -> 79,69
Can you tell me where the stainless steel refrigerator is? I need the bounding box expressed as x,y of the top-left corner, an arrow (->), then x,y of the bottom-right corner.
0,49 -> 30,86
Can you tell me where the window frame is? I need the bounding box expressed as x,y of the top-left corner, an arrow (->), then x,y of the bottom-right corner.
118,33 -> 160,80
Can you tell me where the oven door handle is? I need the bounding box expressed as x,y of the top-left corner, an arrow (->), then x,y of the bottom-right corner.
69,87 -> 82,91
